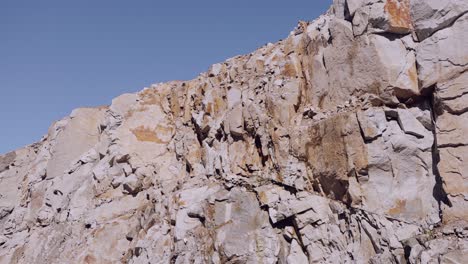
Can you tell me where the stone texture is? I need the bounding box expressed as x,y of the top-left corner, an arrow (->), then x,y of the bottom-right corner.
306,17 -> 418,110
357,108 -> 387,140
46,108 -> 106,180
397,108 -> 428,138
0,1 -> 467,263
351,0 -> 412,35
436,71 -> 468,115
435,72 -> 468,226
411,0 -> 468,41
416,13 -> 468,89
0,152 -> 15,173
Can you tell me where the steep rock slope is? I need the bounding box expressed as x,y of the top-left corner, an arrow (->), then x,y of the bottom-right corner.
1,0 -> 467,263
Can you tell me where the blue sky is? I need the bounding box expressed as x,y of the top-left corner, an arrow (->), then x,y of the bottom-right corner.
0,0 -> 332,153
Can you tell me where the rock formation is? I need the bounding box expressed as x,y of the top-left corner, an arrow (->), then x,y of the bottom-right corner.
1,0 -> 467,263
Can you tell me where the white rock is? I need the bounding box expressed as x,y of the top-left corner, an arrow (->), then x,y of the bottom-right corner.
357,108 -> 387,140
227,87 -> 242,109
397,109 -> 428,138
411,0 -> 468,40
346,0 -> 366,16
287,240 -> 308,264
416,14 -> 468,89
46,108 -> 106,180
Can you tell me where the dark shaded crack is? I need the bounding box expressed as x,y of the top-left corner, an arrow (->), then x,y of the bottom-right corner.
343,1 -> 352,22
429,93 -> 452,218
443,103 -> 468,116
437,142 -> 468,149
372,32 -> 402,41
190,117 -> 210,146
437,58 -> 468,68
254,134 -> 268,167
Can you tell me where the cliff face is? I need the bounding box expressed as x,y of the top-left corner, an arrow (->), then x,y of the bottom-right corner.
0,1 -> 467,263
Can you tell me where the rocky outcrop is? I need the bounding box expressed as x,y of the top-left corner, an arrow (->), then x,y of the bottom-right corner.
411,0 -> 468,41
0,1 -> 467,263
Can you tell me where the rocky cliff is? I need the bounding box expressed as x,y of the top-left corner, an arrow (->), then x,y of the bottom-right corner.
1,0 -> 467,263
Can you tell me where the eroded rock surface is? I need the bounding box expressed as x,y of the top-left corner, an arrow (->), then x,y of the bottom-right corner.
1,1 -> 467,263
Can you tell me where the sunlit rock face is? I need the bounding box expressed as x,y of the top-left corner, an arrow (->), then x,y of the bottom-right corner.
1,1 -> 467,263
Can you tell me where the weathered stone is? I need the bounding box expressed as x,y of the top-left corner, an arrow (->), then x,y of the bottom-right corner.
227,105 -> 244,137
438,146 -> 468,224
397,109 -> 428,138
332,0 -> 348,19
227,87 -> 242,109
212,188 -> 280,263
436,72 -> 468,115
346,0 -> 366,16
351,0 -> 412,35
304,112 -> 368,201
436,111 -> 468,147
357,108 -> 387,140
315,25 -> 418,110
434,73 -> 468,225
287,240 -> 308,264
46,108 -> 106,180
294,195 -> 332,228
411,0 -> 468,41
362,118 -> 439,225
416,13 -> 468,89
0,152 -> 15,173
110,93 -> 138,117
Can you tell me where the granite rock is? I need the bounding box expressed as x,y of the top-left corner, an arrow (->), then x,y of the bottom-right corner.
0,1 -> 467,263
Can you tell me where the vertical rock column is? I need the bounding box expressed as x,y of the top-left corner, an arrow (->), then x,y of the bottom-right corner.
415,9 -> 468,226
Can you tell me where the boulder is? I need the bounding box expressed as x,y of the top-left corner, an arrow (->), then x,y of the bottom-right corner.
351,0 -> 412,34
411,0 -> 468,40
416,14 -> 468,89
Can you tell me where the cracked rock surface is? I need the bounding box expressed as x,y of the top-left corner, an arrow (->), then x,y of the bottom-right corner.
1,1 -> 467,263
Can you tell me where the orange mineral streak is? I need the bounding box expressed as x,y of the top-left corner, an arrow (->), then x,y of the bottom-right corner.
83,255 -> 97,264
282,63 -> 297,77
139,89 -> 160,105
388,199 -> 407,215
131,125 -> 174,144
384,0 -> 412,33
408,65 -> 418,87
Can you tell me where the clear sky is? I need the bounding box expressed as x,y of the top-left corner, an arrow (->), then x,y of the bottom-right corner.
0,0 -> 332,154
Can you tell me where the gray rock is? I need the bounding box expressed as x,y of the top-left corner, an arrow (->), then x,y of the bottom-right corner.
416,13 -> 468,89
347,0 -> 366,16
0,152 -> 15,173
411,0 -> 468,41
397,109 -> 428,138
351,0 -> 412,35
287,240 -> 308,264
357,108 -> 387,140
46,108 -> 106,180
436,72 -> 468,115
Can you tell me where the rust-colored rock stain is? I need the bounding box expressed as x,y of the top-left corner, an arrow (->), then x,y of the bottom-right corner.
384,0 -> 412,33
131,125 -> 173,144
